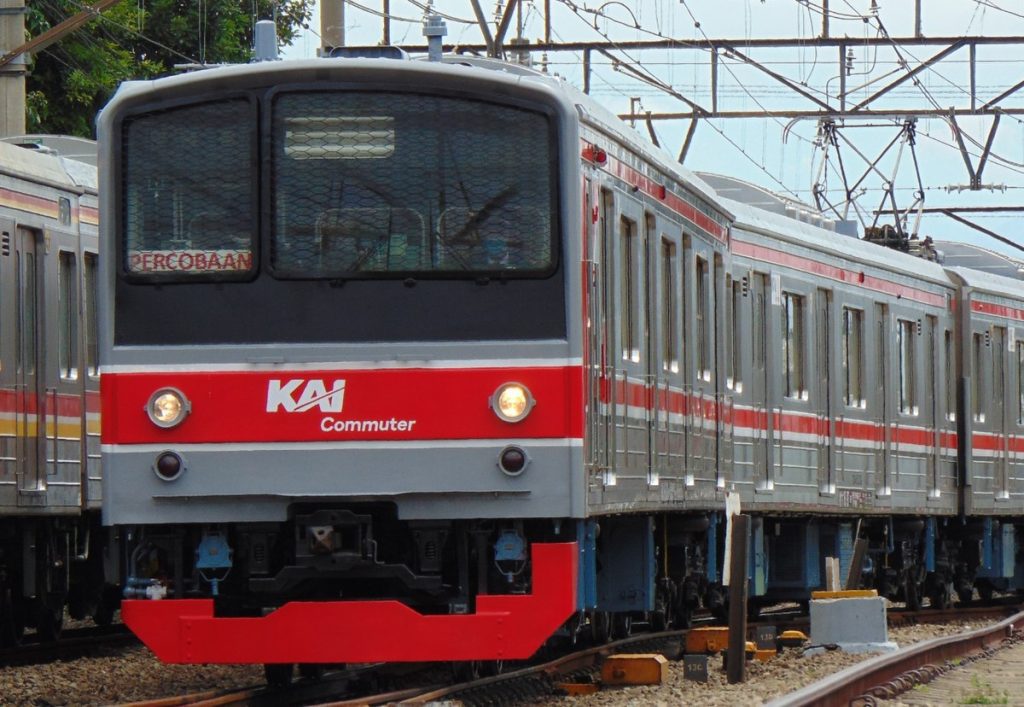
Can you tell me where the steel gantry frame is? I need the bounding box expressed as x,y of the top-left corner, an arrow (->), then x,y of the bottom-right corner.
364,0 -> 1024,242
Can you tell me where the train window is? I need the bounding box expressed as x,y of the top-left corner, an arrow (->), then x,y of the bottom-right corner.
897,319 -> 917,415
18,250 -> 36,375
754,274 -> 767,369
724,274 -> 733,385
270,91 -> 555,278
973,332 -> 985,422
782,292 -> 805,399
84,252 -> 99,378
620,218 -> 639,362
696,256 -> 709,380
58,251 -> 78,380
993,327 -> 1006,427
122,98 -> 255,279
661,239 -> 678,372
735,280 -> 745,387
842,307 -> 864,407
945,330 -> 956,422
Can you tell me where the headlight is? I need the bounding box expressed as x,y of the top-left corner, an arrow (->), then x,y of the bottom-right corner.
146,388 -> 190,428
491,382 -> 534,423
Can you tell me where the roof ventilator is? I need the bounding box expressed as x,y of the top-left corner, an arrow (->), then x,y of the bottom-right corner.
424,13 -> 447,62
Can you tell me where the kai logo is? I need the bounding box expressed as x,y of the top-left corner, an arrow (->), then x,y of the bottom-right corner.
266,379 -> 346,413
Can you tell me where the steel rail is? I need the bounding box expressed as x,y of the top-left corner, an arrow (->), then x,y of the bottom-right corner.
767,609 -> 1024,707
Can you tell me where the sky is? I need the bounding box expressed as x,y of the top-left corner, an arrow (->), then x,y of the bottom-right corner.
280,0 -> 1024,260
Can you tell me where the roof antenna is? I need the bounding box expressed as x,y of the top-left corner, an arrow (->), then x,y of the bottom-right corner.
253,19 -> 278,62
423,11 -> 447,62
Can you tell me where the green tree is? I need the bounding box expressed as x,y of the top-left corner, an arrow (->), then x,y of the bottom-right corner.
25,0 -> 313,137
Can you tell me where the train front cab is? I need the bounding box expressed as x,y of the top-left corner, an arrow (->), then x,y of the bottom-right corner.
99,59 -> 587,665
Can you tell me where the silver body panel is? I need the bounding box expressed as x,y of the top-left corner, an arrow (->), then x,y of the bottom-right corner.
0,140 -> 100,516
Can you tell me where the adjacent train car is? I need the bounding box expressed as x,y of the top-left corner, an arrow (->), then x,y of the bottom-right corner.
96,46 -> 1024,675
0,137 -> 115,645
946,267 -> 1024,602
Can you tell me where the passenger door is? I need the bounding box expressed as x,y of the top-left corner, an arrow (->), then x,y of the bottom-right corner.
992,327 -> 1010,500
816,288 -> 835,495
16,227 -> 45,499
875,304 -> 892,498
751,273 -> 773,492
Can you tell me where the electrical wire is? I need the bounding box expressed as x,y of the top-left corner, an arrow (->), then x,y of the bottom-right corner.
973,0 -> 1024,21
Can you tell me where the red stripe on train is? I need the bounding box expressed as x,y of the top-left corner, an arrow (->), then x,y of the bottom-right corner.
732,240 -> 948,308
102,366 -> 584,444
601,377 -> 958,449
0,388 -> 99,416
972,300 -> 1024,323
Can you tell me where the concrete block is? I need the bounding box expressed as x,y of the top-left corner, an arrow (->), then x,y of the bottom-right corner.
685,626 -> 730,654
557,683 -> 599,696
809,595 -> 898,654
601,654 -> 669,686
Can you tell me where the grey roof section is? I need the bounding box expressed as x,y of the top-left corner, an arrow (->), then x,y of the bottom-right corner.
934,241 -> 1024,281
0,137 -> 97,193
946,264 -> 1024,299
0,134 -> 97,167
697,172 -> 861,236
723,195 -> 954,289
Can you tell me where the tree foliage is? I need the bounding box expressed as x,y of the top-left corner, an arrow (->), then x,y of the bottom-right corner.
25,0 -> 314,137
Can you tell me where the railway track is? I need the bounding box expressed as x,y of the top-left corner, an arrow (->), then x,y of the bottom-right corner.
0,624 -> 137,668
768,608 -> 1024,706
114,602 -> 1024,706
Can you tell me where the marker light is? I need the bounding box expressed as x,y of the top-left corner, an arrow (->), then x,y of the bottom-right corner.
498,445 -> 529,476
146,388 -> 190,428
154,451 -> 184,481
491,382 -> 534,423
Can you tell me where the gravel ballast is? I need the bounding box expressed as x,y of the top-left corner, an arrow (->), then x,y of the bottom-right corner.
0,621 -> 982,706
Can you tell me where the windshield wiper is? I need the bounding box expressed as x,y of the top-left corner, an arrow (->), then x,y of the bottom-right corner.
445,186 -> 519,246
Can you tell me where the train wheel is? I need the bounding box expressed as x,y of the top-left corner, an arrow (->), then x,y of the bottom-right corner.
451,661 -> 483,682
928,581 -> 952,610
564,612 -> 585,648
484,659 -> 507,676
590,611 -> 611,644
651,584 -> 674,631
35,598 -> 64,642
612,613 -> 632,639
0,590 -> 24,648
92,585 -> 121,627
264,663 -> 294,687
298,663 -> 326,681
678,605 -> 694,629
977,580 -> 995,604
954,580 -> 975,605
904,577 -> 922,611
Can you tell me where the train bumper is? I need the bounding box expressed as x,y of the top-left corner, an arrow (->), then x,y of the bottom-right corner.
122,542 -> 577,664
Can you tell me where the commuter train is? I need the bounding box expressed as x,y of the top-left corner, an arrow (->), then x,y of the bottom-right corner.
96,46 -> 1024,675
0,136 -> 116,646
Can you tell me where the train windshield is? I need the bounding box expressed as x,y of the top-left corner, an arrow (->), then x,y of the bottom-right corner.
270,91 -> 556,279
121,99 -> 257,278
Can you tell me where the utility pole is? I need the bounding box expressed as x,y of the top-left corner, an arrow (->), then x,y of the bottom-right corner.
0,0 -> 27,136
321,0 -> 344,55
0,0 -> 125,137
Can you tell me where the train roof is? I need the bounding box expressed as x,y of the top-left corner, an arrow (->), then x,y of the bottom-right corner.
722,195 -> 954,289
104,55 -> 727,218
935,241 -> 1024,281
0,136 -> 97,193
946,263 -> 1024,300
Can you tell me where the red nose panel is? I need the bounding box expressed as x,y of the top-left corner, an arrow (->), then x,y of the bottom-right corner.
122,542 -> 577,664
